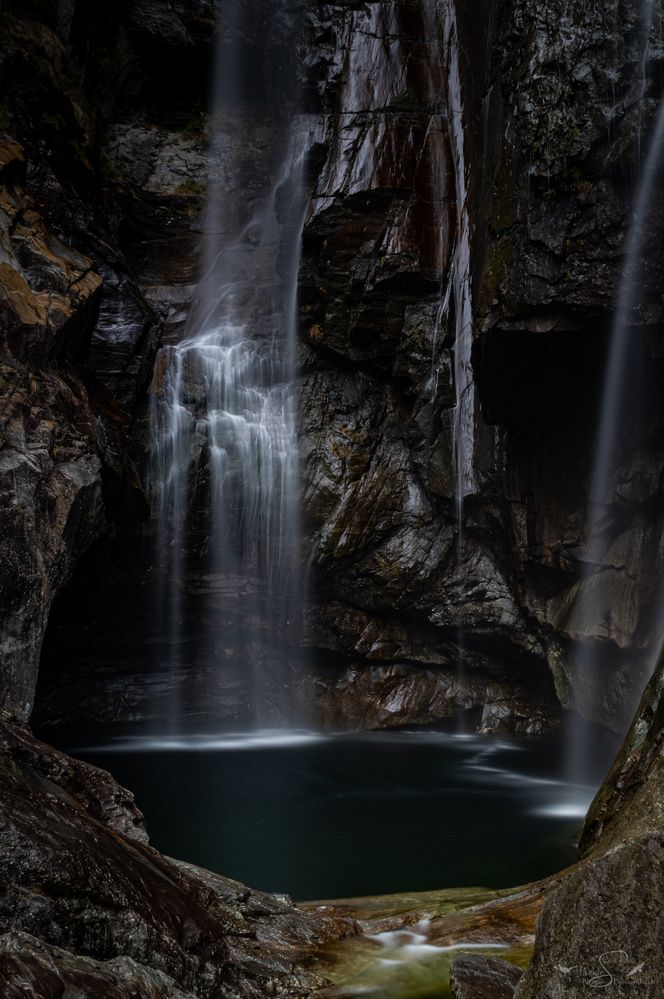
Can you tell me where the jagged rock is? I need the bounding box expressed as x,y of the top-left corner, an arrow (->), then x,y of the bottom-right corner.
0,718 -> 346,997
295,0 -> 664,733
297,662 -> 555,735
126,0 -> 217,50
0,719 -> 148,844
0,137 -> 110,722
0,932 -> 197,999
450,953 -> 523,999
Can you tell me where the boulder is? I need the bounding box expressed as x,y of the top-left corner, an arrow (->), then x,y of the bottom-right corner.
450,953 -> 523,999
514,837 -> 664,999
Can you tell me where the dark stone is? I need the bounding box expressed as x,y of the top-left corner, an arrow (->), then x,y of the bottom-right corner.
0,718 -> 346,997
450,953 -> 523,999
0,137 -> 109,722
126,0 -> 217,50
0,931 -> 195,999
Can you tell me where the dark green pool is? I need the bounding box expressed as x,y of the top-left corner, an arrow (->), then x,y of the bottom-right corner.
66,729 -> 603,900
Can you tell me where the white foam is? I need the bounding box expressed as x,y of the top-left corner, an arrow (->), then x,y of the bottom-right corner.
466,763 -> 564,789
436,942 -> 510,954
366,920 -> 509,965
78,730 -> 326,753
369,938 -> 509,963
533,795 -> 593,819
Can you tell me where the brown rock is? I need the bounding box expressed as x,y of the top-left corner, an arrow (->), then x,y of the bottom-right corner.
450,954 -> 523,999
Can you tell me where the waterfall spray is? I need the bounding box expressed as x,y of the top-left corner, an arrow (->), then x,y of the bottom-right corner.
148,1 -> 310,731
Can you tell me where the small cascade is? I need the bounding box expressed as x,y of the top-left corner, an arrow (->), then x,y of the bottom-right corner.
567,2 -> 664,797
148,1 -> 311,731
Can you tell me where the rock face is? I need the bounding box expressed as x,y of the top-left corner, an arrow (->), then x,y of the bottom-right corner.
3,0 -> 664,735
0,135 -> 108,722
480,0 -> 664,729
513,835 -> 664,999
0,718 -> 346,997
296,661 -> 554,735
295,0 -> 664,733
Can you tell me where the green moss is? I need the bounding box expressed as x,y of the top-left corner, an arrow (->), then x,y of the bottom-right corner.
477,234 -> 514,322
175,178 -> 206,203
0,103 -> 16,132
183,108 -> 206,135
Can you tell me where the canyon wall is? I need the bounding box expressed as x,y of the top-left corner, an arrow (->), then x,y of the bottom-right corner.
0,0 -> 662,736
296,0 -> 664,734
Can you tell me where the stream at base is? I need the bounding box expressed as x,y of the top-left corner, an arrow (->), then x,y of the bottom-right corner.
64,729 -> 609,901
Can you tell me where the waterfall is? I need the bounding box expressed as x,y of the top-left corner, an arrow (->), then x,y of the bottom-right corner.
148,1 -> 310,731
566,5 -> 664,795
419,0 -> 477,726
444,3 -> 477,724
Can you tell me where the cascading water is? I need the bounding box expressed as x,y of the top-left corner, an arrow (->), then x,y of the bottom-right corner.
566,2 -> 664,801
417,1 -> 478,728
149,1 -> 311,732
444,4 -> 477,725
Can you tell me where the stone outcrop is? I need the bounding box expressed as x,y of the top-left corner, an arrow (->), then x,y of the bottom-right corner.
0,717 -> 349,997
296,660 -> 553,734
0,136 -> 108,722
497,646 -> 664,999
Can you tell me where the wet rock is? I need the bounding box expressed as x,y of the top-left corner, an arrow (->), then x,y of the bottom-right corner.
297,0 -> 664,734
476,0 -> 664,723
513,836 -> 664,999
0,720 -> 148,844
126,0 -> 217,51
0,717 -> 342,997
0,931 -> 196,999
90,263 -> 156,409
580,651 -> 664,855
0,137 -> 110,722
297,662 -> 555,736
450,953 -> 523,999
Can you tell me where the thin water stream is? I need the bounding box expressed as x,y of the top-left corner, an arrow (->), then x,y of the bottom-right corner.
566,84 -> 664,799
